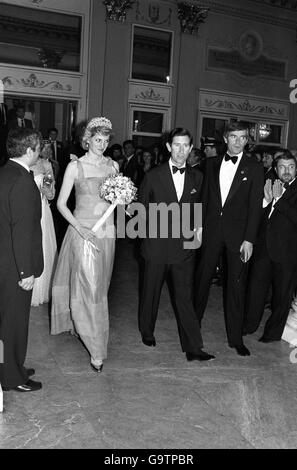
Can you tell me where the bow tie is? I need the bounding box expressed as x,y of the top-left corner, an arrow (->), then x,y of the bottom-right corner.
172,165 -> 186,174
224,154 -> 238,164
283,182 -> 290,189
30,170 -> 34,178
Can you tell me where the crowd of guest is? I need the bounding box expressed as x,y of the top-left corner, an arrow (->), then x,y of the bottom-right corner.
1,114 -> 297,394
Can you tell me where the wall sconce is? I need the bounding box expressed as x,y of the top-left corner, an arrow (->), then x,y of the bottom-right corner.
177,2 -> 209,35
258,123 -> 272,140
103,0 -> 135,22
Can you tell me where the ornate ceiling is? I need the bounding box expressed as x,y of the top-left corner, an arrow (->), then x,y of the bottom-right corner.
250,0 -> 297,10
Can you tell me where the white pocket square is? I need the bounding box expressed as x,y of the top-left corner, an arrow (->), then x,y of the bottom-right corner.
242,177 -> 248,181
190,189 -> 197,194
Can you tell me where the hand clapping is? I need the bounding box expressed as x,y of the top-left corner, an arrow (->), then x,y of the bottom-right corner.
272,179 -> 283,199
264,179 -> 284,203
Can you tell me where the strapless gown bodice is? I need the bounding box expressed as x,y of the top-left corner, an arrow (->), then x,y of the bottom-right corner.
74,175 -> 114,230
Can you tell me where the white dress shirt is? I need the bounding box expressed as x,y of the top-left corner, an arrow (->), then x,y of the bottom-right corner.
17,117 -> 25,128
169,158 -> 186,202
219,152 -> 243,206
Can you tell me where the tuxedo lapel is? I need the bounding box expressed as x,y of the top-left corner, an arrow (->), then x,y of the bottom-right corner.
180,168 -> 192,203
212,156 -> 223,206
159,162 -> 178,202
269,178 -> 297,222
279,178 -> 297,202
224,153 -> 249,206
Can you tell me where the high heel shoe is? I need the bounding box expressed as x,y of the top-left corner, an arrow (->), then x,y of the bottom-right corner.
90,363 -> 103,373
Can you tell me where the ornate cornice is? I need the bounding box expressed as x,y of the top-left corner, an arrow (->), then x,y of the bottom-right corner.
199,89 -> 289,119
135,87 -> 165,102
249,0 -> 297,11
2,73 -> 72,92
190,0 -> 297,30
204,97 -> 286,116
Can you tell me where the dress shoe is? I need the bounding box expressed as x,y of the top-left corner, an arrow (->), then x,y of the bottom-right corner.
142,336 -> 156,347
231,344 -> 251,356
91,363 -> 103,373
2,379 -> 42,392
26,368 -> 35,377
259,336 -> 279,343
186,350 -> 215,361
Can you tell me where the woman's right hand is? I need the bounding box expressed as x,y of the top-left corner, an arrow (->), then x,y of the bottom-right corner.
75,224 -> 97,243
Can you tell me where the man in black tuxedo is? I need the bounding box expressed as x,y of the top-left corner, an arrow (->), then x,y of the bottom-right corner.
194,122 -> 264,356
0,128 -> 44,392
0,102 -> 8,166
122,140 -> 141,187
7,105 -> 33,130
138,127 -> 215,361
262,149 -> 276,182
48,127 -> 64,174
244,151 -> 297,342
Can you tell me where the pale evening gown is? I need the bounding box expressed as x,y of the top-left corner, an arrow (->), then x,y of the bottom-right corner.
31,158 -> 57,306
50,158 -> 117,363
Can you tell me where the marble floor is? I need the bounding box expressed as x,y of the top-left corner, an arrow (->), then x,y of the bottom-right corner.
1,240 -> 297,449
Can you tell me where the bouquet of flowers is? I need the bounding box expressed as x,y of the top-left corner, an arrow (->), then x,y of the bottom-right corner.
92,173 -> 137,232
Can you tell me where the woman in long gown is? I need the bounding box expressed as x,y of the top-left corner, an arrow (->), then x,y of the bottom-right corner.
51,117 -> 118,372
31,145 -> 57,306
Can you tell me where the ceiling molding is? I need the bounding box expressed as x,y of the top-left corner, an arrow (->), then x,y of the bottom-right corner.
174,0 -> 297,30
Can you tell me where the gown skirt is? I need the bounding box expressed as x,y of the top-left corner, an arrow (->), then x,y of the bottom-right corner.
31,194 -> 57,306
51,162 -> 116,362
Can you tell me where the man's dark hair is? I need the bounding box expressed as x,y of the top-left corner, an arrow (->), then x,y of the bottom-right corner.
123,139 -> 134,148
224,121 -> 249,137
6,128 -> 42,159
273,149 -> 296,168
167,128 -> 193,145
190,147 -> 203,159
48,127 -> 58,134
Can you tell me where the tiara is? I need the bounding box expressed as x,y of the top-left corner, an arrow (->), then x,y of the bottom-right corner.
87,117 -> 112,130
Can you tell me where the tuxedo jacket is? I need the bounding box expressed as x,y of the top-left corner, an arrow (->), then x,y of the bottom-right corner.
254,178 -> 297,266
0,160 -> 43,281
138,162 -> 203,264
0,103 -> 8,129
123,154 -> 141,187
264,166 -> 276,183
202,153 -> 264,252
8,118 -> 33,130
51,140 -> 64,163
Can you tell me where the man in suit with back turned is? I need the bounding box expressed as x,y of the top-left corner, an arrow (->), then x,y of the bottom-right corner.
244,151 -> 297,342
138,127 -> 215,362
0,128 -> 44,392
194,121 -> 264,356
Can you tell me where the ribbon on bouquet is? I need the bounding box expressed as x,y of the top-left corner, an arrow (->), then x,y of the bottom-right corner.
83,238 -> 98,271
91,202 -> 118,233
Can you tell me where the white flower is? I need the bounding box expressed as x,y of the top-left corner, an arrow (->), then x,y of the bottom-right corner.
99,173 -> 137,205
